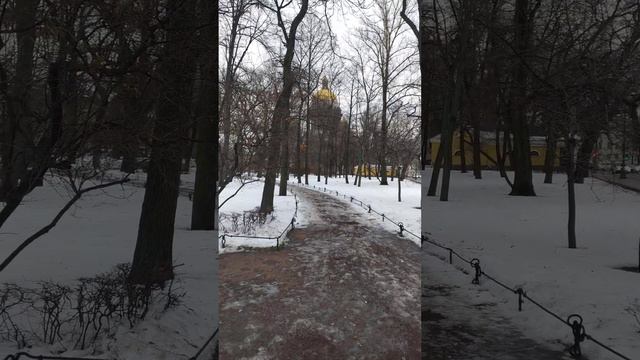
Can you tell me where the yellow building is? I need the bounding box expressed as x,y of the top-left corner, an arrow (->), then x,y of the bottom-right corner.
352,165 -> 398,177
429,130 -> 561,169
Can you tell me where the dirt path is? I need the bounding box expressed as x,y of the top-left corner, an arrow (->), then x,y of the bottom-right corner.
422,250 -> 573,360
219,187 -> 420,359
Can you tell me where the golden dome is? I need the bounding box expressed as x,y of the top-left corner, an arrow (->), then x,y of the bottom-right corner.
315,88 -> 337,101
314,76 -> 337,102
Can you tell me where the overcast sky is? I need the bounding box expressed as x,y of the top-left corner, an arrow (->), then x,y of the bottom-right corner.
220,0 -> 419,109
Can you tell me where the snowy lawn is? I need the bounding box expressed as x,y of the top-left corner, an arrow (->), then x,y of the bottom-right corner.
422,169 -> 640,359
290,175 -> 421,246
218,178 -> 308,253
0,176 -> 217,359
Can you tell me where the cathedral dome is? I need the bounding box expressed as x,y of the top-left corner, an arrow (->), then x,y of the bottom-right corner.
314,76 -> 337,102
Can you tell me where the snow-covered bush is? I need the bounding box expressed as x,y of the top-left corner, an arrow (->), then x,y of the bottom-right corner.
221,210 -> 272,235
0,264 -> 184,351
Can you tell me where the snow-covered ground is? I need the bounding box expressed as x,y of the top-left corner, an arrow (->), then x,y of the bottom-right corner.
0,176 -> 217,359
218,179 -> 308,253
422,169 -> 640,359
290,175 -> 422,246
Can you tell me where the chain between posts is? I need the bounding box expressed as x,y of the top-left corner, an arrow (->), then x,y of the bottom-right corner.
420,232 -> 634,360
293,182 -> 421,245
295,181 -> 634,359
220,189 -> 298,250
189,327 -> 219,360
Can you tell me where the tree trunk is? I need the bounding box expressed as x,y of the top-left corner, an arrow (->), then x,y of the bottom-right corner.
543,134 -> 556,184
440,66 -> 463,202
567,135 -> 577,249
496,123 -> 505,177
121,151 -> 138,173
317,131 -> 322,182
92,149 -> 102,170
181,122 -> 196,173
427,144 -> 443,196
508,0 -> 535,196
304,106 -> 310,185
472,125 -> 482,179
419,0 -> 429,171
440,119 -> 453,201
0,0 -> 38,204
505,128 -> 513,169
397,166 -> 402,202
259,0 -> 309,213
380,85 -> 389,185
575,129 -> 597,184
459,124 -> 467,173
279,116 -> 290,196
296,111 -> 302,183
344,84 -> 354,184
190,2 -> 218,231
129,0 -> 197,285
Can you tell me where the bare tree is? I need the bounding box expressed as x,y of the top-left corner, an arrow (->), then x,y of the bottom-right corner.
0,0 -> 43,225
0,0 -> 155,229
191,0 -> 219,231
259,0 -> 309,213
358,0 -> 418,186
294,13 -> 333,185
219,0 -> 266,180
129,0 -> 198,285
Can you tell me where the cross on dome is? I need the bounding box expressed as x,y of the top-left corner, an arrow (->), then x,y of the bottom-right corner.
315,76 -> 337,102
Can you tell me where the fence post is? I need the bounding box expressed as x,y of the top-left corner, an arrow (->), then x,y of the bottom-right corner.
567,314 -> 586,358
368,205 -> 371,213
471,258 -> 481,285
516,288 -> 524,311
448,248 -> 453,264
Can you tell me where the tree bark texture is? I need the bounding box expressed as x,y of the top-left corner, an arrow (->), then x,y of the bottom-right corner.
129,0 -> 197,285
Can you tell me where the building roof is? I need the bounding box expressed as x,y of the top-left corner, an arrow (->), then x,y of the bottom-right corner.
314,76 -> 337,102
